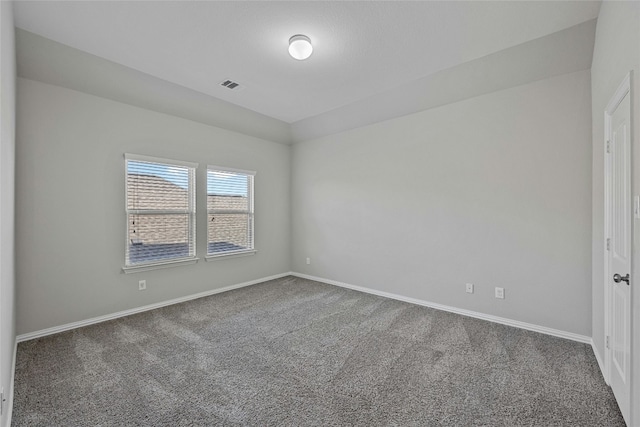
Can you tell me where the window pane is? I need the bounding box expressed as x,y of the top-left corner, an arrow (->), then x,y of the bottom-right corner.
207,170 -> 248,199
207,168 -> 254,256
208,213 -> 252,254
207,194 -> 249,211
127,213 -> 194,264
125,156 -> 196,268
127,161 -> 191,211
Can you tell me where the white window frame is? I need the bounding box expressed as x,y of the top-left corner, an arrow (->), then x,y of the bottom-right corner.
123,153 -> 199,273
206,165 -> 256,260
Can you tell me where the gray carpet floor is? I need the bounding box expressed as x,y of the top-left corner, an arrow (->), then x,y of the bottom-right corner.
13,276 -> 624,426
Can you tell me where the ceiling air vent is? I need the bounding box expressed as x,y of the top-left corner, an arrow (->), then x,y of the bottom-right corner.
220,79 -> 243,90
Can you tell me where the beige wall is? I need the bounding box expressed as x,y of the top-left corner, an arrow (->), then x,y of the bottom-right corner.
292,70 -> 593,336
590,1 -> 640,424
15,78 -> 291,335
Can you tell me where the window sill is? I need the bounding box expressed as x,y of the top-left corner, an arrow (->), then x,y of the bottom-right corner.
205,250 -> 257,261
122,257 -> 199,274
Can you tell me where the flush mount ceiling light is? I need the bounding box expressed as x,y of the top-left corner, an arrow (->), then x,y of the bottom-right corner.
288,35 -> 313,60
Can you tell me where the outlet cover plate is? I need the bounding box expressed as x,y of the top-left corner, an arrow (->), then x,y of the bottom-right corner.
495,287 -> 504,299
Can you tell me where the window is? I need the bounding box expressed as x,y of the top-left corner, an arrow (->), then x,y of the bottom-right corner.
207,166 -> 255,258
124,154 -> 197,271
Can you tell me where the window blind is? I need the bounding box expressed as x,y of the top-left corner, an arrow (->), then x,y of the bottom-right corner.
207,167 -> 255,256
125,155 -> 196,267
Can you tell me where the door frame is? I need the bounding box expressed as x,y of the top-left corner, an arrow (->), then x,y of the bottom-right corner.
603,71 -> 632,396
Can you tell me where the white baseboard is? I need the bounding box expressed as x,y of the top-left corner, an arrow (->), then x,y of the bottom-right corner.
16,272 -> 291,343
16,269 -> 593,345
4,340 -> 16,427
292,272 -> 591,344
591,339 -> 608,383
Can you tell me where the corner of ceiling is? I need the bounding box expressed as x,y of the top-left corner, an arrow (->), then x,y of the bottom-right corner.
15,28 -> 294,146
290,19 -> 597,144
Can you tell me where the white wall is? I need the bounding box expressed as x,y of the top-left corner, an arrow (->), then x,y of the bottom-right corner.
15,78 -> 290,335
292,70 -> 593,336
0,1 -> 16,425
590,1 -> 640,424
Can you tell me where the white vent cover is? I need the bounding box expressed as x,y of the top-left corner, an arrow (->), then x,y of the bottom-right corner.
220,79 -> 244,91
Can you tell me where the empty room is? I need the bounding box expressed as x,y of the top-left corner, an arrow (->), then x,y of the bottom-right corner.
0,0 -> 639,425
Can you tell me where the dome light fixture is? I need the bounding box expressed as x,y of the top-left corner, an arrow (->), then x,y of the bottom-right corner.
288,34 -> 313,60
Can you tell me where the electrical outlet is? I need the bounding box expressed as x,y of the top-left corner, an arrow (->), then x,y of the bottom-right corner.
495,287 -> 504,299
465,283 -> 474,294
1,387 -> 5,415
139,280 -> 146,291
306,257 -> 311,265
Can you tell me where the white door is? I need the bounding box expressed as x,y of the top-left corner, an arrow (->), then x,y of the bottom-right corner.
606,75 -> 632,426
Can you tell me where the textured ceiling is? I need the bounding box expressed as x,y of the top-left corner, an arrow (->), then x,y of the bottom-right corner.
13,1 -> 601,125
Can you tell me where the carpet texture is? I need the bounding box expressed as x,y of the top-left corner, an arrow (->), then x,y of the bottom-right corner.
13,276 -> 624,426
